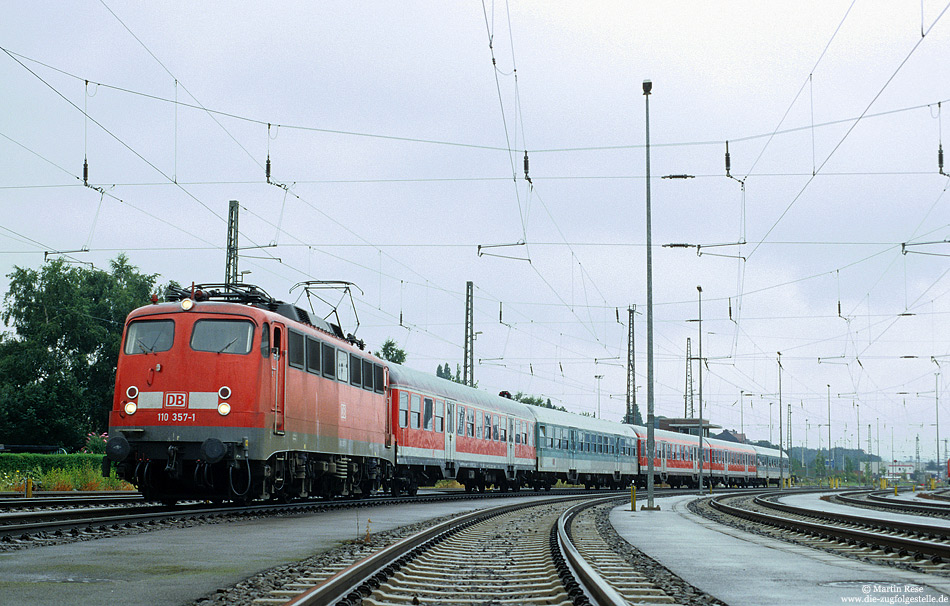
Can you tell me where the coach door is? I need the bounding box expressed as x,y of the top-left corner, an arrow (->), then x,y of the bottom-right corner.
272,323 -> 286,434
506,418 -> 515,469
445,402 -> 456,472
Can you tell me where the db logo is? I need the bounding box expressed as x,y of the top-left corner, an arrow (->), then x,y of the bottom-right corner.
164,392 -> 187,408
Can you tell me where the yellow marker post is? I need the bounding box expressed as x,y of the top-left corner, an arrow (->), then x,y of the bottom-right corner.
894,485 -> 898,496
631,486 -> 636,512
25,477 -> 33,498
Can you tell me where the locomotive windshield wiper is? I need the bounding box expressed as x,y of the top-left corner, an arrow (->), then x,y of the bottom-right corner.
216,337 -> 239,354
136,338 -> 155,354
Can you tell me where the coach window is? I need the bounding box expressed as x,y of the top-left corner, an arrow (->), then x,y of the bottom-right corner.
362,359 -> 374,391
466,408 -> 475,437
514,420 -> 521,444
502,418 -> 508,442
435,400 -> 444,432
306,337 -> 321,374
457,406 -> 465,435
322,343 -> 335,378
260,322 -> 270,358
423,397 -> 434,431
125,319 -> 175,355
492,415 -> 499,441
374,364 -> 384,393
410,394 -> 421,429
446,402 -> 454,434
399,392 -> 409,428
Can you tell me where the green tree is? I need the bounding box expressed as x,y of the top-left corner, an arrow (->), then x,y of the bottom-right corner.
0,255 -> 158,450
812,453 -> 826,478
379,338 -> 406,364
513,392 -> 568,412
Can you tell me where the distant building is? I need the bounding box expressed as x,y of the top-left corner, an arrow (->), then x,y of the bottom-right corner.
657,417 -> 721,438
715,430 -> 747,443
885,462 -> 915,481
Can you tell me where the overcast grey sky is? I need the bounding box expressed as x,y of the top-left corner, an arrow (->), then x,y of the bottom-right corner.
2,2 -> 949,462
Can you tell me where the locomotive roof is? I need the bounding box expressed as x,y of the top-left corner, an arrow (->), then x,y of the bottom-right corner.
387,364 -> 534,418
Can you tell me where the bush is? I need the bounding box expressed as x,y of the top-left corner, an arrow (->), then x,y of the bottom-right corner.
0,454 -> 134,492
82,432 -> 108,454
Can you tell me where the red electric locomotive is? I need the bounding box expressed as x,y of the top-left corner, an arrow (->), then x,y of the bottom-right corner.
104,284 -> 394,504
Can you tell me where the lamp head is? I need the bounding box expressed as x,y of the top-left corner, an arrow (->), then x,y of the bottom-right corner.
642,79 -> 652,95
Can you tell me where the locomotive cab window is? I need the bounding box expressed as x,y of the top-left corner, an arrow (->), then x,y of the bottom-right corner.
350,353 -> 362,387
190,319 -> 254,354
322,343 -> 335,378
362,359 -> 374,391
124,319 -> 175,355
260,322 -> 270,358
374,364 -> 384,394
288,330 -> 305,368
306,337 -> 321,374
337,350 -> 349,383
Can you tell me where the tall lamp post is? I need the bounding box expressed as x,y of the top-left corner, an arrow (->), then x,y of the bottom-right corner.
697,285 -> 704,494
595,374 -> 604,419
827,385 -> 832,476
934,357 -> 941,479
643,78 -> 659,510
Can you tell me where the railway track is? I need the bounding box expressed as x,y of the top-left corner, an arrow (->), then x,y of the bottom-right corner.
250,494 -> 681,606
0,490 -> 144,509
0,487 -> 634,550
833,489 -> 950,518
705,491 -> 950,573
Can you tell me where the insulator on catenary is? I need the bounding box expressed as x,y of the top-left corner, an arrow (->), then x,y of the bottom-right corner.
940,144 -> 945,175
83,157 -> 88,185
725,141 -> 732,177
523,150 -> 532,184
266,155 -> 271,183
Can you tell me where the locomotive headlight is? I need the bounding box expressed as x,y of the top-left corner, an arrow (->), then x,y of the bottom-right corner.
217,402 -> 231,416
126,385 -> 139,399
180,299 -> 195,311
124,401 -> 137,415
218,386 -> 231,400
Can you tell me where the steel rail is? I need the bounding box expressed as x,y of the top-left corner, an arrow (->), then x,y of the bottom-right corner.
838,489 -> 950,516
754,493 -> 950,540
711,492 -> 950,562
557,496 -> 631,606
283,494 -> 627,606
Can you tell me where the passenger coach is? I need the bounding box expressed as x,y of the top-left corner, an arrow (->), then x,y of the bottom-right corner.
388,365 -> 536,493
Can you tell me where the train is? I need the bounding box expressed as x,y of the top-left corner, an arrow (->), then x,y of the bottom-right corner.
103,284 -> 787,504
